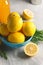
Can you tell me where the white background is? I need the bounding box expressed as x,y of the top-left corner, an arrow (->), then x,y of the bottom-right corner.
0,0 -> 43,65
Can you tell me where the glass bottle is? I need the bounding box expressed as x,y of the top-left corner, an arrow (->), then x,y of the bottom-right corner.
0,0 -> 10,24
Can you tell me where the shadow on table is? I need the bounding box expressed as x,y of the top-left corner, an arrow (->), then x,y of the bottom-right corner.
17,49 -> 31,59
24,0 -> 31,3
0,43 -> 31,59
10,0 -> 31,3
0,43 -> 16,52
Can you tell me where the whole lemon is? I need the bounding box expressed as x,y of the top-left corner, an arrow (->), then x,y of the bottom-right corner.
7,13 -> 23,32
8,32 -> 25,43
0,23 -> 9,36
22,21 -> 36,36
9,12 -> 20,17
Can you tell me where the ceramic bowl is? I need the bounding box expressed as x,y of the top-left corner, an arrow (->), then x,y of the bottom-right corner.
0,36 -> 32,48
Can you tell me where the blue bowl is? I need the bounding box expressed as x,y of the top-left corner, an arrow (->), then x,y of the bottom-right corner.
0,36 -> 32,48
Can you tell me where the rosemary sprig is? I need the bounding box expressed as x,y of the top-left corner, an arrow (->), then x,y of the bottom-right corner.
0,42 -> 7,60
31,30 -> 43,44
0,50 -> 7,59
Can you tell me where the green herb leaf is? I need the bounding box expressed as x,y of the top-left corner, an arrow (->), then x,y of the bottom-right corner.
31,30 -> 43,44
0,50 -> 7,59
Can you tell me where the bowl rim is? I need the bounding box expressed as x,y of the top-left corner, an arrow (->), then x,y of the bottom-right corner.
0,36 -> 32,44
0,36 -> 33,48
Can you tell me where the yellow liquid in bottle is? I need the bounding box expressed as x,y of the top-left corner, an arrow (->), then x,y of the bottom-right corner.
0,0 -> 10,24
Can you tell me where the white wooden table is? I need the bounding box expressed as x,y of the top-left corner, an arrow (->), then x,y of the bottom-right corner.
0,0 -> 43,65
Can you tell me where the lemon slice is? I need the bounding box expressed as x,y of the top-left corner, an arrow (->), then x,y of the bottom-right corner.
23,9 -> 34,20
24,42 -> 39,56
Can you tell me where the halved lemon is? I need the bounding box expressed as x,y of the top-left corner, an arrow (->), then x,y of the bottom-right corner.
23,9 -> 34,20
24,42 -> 39,56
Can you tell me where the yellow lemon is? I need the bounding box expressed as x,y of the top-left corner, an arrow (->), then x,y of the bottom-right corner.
0,23 -> 9,36
8,32 -> 25,43
9,12 -> 20,17
23,9 -> 34,20
24,42 -> 39,56
7,13 -> 23,32
22,21 -> 36,36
